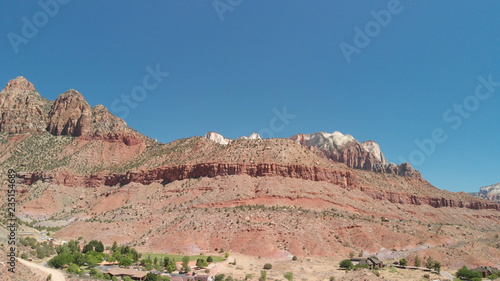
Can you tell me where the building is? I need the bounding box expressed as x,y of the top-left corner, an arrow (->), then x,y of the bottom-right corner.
350,257 -> 384,269
107,267 -> 149,280
471,266 -> 498,278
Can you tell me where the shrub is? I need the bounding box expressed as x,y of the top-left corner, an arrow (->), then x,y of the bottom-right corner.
372,270 -> 380,277
284,271 -> 293,281
399,258 -> 408,266
207,256 -> 213,263
339,259 -> 353,270
67,264 -> 80,274
144,272 -> 158,281
263,263 -> 272,270
292,255 -> 297,261
259,270 -> 267,281
488,274 -> 499,280
455,266 -> 482,279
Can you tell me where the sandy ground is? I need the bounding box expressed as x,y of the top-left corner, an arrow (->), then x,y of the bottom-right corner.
213,253 -> 451,281
17,258 -> 66,281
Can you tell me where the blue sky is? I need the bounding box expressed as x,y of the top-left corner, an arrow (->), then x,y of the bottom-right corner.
1,1 -> 499,193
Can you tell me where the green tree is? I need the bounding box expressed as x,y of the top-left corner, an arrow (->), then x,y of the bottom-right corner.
284,271 -> 293,281
225,252 -> 230,258
112,251 -> 123,262
399,258 -> 408,267
123,277 -> 133,281
86,255 -> 99,267
67,240 -> 80,253
263,263 -> 272,270
207,256 -> 213,263
144,272 -> 158,281
48,253 -> 73,268
455,266 -> 482,279
67,263 -> 80,274
182,256 -> 191,272
95,241 -> 104,252
56,244 -> 70,255
111,276 -> 118,281
196,258 -> 208,268
425,256 -> 434,269
433,261 -> 441,274
414,255 -> 421,267
119,256 -> 133,267
111,241 -> 118,252
214,274 -> 225,281
131,248 -> 141,262
73,252 -> 86,266
164,257 -> 176,273
339,259 -> 353,270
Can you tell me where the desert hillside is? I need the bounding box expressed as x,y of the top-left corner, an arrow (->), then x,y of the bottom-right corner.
1,77 -> 499,274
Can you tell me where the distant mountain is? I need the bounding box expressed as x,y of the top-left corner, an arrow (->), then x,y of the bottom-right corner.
471,183 -> 500,203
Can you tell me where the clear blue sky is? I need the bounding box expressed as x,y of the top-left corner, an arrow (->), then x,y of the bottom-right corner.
1,1 -> 499,193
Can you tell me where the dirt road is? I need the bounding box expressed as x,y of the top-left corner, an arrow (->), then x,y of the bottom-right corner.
17,258 -> 65,281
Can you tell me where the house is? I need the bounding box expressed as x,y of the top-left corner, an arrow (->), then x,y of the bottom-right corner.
350,257 -> 384,269
471,266 -> 498,278
107,267 -> 149,280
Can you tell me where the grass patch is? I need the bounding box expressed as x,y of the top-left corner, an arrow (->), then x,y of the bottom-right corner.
143,253 -> 225,262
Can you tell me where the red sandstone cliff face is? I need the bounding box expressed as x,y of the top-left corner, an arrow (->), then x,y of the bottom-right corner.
17,163 -> 499,211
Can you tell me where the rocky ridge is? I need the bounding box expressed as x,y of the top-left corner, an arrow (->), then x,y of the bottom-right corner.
290,132 -> 421,177
471,182 -> 500,203
0,77 -> 145,145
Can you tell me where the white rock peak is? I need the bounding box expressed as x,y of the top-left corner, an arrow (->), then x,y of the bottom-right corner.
361,140 -> 387,163
239,132 -> 262,140
204,131 -> 231,145
304,131 -> 356,147
480,183 -> 500,196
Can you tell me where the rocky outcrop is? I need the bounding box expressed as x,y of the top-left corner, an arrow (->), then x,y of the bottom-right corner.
205,132 -> 231,145
0,77 -> 52,134
291,132 -> 421,178
0,77 -> 144,146
47,89 -> 92,136
239,133 -> 261,140
471,182 -> 500,203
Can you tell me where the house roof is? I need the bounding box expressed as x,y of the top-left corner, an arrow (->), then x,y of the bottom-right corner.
472,266 -> 498,273
107,267 -> 149,278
